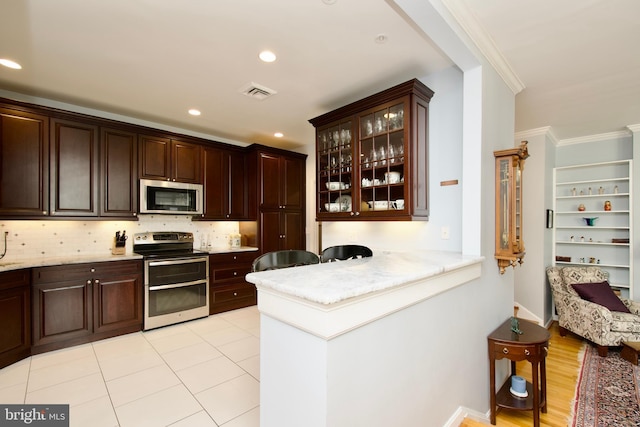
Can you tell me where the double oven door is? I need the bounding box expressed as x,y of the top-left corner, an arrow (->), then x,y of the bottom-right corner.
144,255 -> 209,330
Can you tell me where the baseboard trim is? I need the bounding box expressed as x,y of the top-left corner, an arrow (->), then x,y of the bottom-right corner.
443,406 -> 489,427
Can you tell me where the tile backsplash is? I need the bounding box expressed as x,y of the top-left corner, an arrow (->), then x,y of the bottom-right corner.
0,215 -> 241,261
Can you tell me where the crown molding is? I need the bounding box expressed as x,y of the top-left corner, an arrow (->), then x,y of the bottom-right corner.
514,127 -> 558,144
557,130 -> 632,146
440,0 -> 525,95
627,124 -> 640,133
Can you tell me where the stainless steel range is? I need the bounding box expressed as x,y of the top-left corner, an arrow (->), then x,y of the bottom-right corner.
133,232 -> 209,330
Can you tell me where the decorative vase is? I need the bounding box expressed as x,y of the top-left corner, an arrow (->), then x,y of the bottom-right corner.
578,204 -> 586,211
604,200 -> 612,211
583,217 -> 598,226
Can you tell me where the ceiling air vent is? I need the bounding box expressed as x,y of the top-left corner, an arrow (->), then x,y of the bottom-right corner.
239,82 -> 277,101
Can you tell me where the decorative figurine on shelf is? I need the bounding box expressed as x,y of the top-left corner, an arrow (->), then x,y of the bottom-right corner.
589,257 -> 596,264
511,317 -> 523,335
572,187 -> 577,196
580,236 -> 585,242
580,190 -> 585,196
604,200 -> 612,211
570,235 -> 575,242
578,204 -> 586,211
588,187 -> 592,195
599,186 -> 604,195
614,185 -> 619,194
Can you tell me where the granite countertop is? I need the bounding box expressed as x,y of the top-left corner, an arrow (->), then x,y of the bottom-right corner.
0,246 -> 260,272
245,250 -> 483,305
0,253 -> 144,272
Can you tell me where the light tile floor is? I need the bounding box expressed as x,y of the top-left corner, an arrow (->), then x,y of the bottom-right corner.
0,306 -> 261,427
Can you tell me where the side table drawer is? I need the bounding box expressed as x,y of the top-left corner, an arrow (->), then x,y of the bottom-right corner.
492,342 -> 544,360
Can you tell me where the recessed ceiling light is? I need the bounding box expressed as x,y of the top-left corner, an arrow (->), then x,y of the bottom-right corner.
374,34 -> 388,44
259,50 -> 277,63
0,59 -> 22,69
274,132 -> 284,138
188,109 -> 201,116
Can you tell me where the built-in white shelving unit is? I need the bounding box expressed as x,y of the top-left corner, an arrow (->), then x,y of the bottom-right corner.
553,160 -> 633,298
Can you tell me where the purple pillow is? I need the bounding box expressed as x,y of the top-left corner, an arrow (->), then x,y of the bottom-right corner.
571,281 -> 630,313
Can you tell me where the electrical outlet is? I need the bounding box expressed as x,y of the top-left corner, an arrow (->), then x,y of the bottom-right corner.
441,226 -> 450,240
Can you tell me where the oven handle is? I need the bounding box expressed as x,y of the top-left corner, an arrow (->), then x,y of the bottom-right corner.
147,257 -> 208,267
149,280 -> 207,291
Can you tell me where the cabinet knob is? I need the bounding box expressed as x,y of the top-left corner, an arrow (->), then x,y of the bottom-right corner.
355,212 -> 360,216
233,256 -> 237,260
524,349 -> 530,356
87,280 -> 92,285
90,268 -> 96,273
233,272 -> 237,276
233,292 -> 238,296
43,211 -> 48,215
133,212 -> 137,217
94,279 -> 100,284
502,348 -> 509,354
350,212 -> 355,216
226,214 -> 230,218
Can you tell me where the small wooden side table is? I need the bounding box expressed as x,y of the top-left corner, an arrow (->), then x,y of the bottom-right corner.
621,341 -> 640,365
488,318 -> 550,427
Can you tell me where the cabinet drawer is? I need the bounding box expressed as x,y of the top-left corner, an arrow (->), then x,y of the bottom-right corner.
210,251 -> 257,265
33,264 -> 92,283
213,265 -> 251,282
0,269 -> 30,291
33,260 -> 142,284
212,285 -> 255,303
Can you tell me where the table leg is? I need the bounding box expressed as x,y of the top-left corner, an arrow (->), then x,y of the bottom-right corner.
490,353 -> 496,425
541,356 -> 547,413
532,361 -> 540,427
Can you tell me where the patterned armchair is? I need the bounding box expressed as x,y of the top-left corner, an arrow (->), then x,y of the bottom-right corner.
547,266 -> 640,356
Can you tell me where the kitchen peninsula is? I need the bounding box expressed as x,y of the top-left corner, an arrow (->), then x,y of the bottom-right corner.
245,250 -> 483,427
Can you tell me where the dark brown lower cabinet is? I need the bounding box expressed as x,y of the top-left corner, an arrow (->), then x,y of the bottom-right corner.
209,252 -> 257,314
0,269 -> 31,369
32,260 -> 142,354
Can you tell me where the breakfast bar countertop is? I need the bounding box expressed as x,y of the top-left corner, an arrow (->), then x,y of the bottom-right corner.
246,250 -> 483,305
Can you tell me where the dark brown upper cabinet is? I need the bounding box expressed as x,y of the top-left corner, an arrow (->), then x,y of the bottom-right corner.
139,135 -> 202,184
0,107 -> 50,217
50,118 -> 99,217
100,127 -> 138,218
309,79 -> 433,221
201,145 -> 250,220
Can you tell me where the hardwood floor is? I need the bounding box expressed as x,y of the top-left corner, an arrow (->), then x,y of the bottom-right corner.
464,321 -> 586,427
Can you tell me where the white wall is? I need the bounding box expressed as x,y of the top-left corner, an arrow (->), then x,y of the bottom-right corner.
512,130 -> 556,324
313,1 -> 519,421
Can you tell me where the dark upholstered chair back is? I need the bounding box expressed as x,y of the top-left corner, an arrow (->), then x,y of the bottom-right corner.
252,250 -> 319,272
320,245 -> 373,263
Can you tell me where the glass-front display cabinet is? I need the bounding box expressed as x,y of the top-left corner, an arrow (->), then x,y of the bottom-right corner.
310,79 -> 434,221
494,141 -> 529,274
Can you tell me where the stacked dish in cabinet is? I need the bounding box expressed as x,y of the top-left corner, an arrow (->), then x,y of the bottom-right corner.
553,160 -> 633,297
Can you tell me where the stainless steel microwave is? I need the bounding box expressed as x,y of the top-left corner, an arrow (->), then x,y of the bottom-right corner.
139,179 -> 203,215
